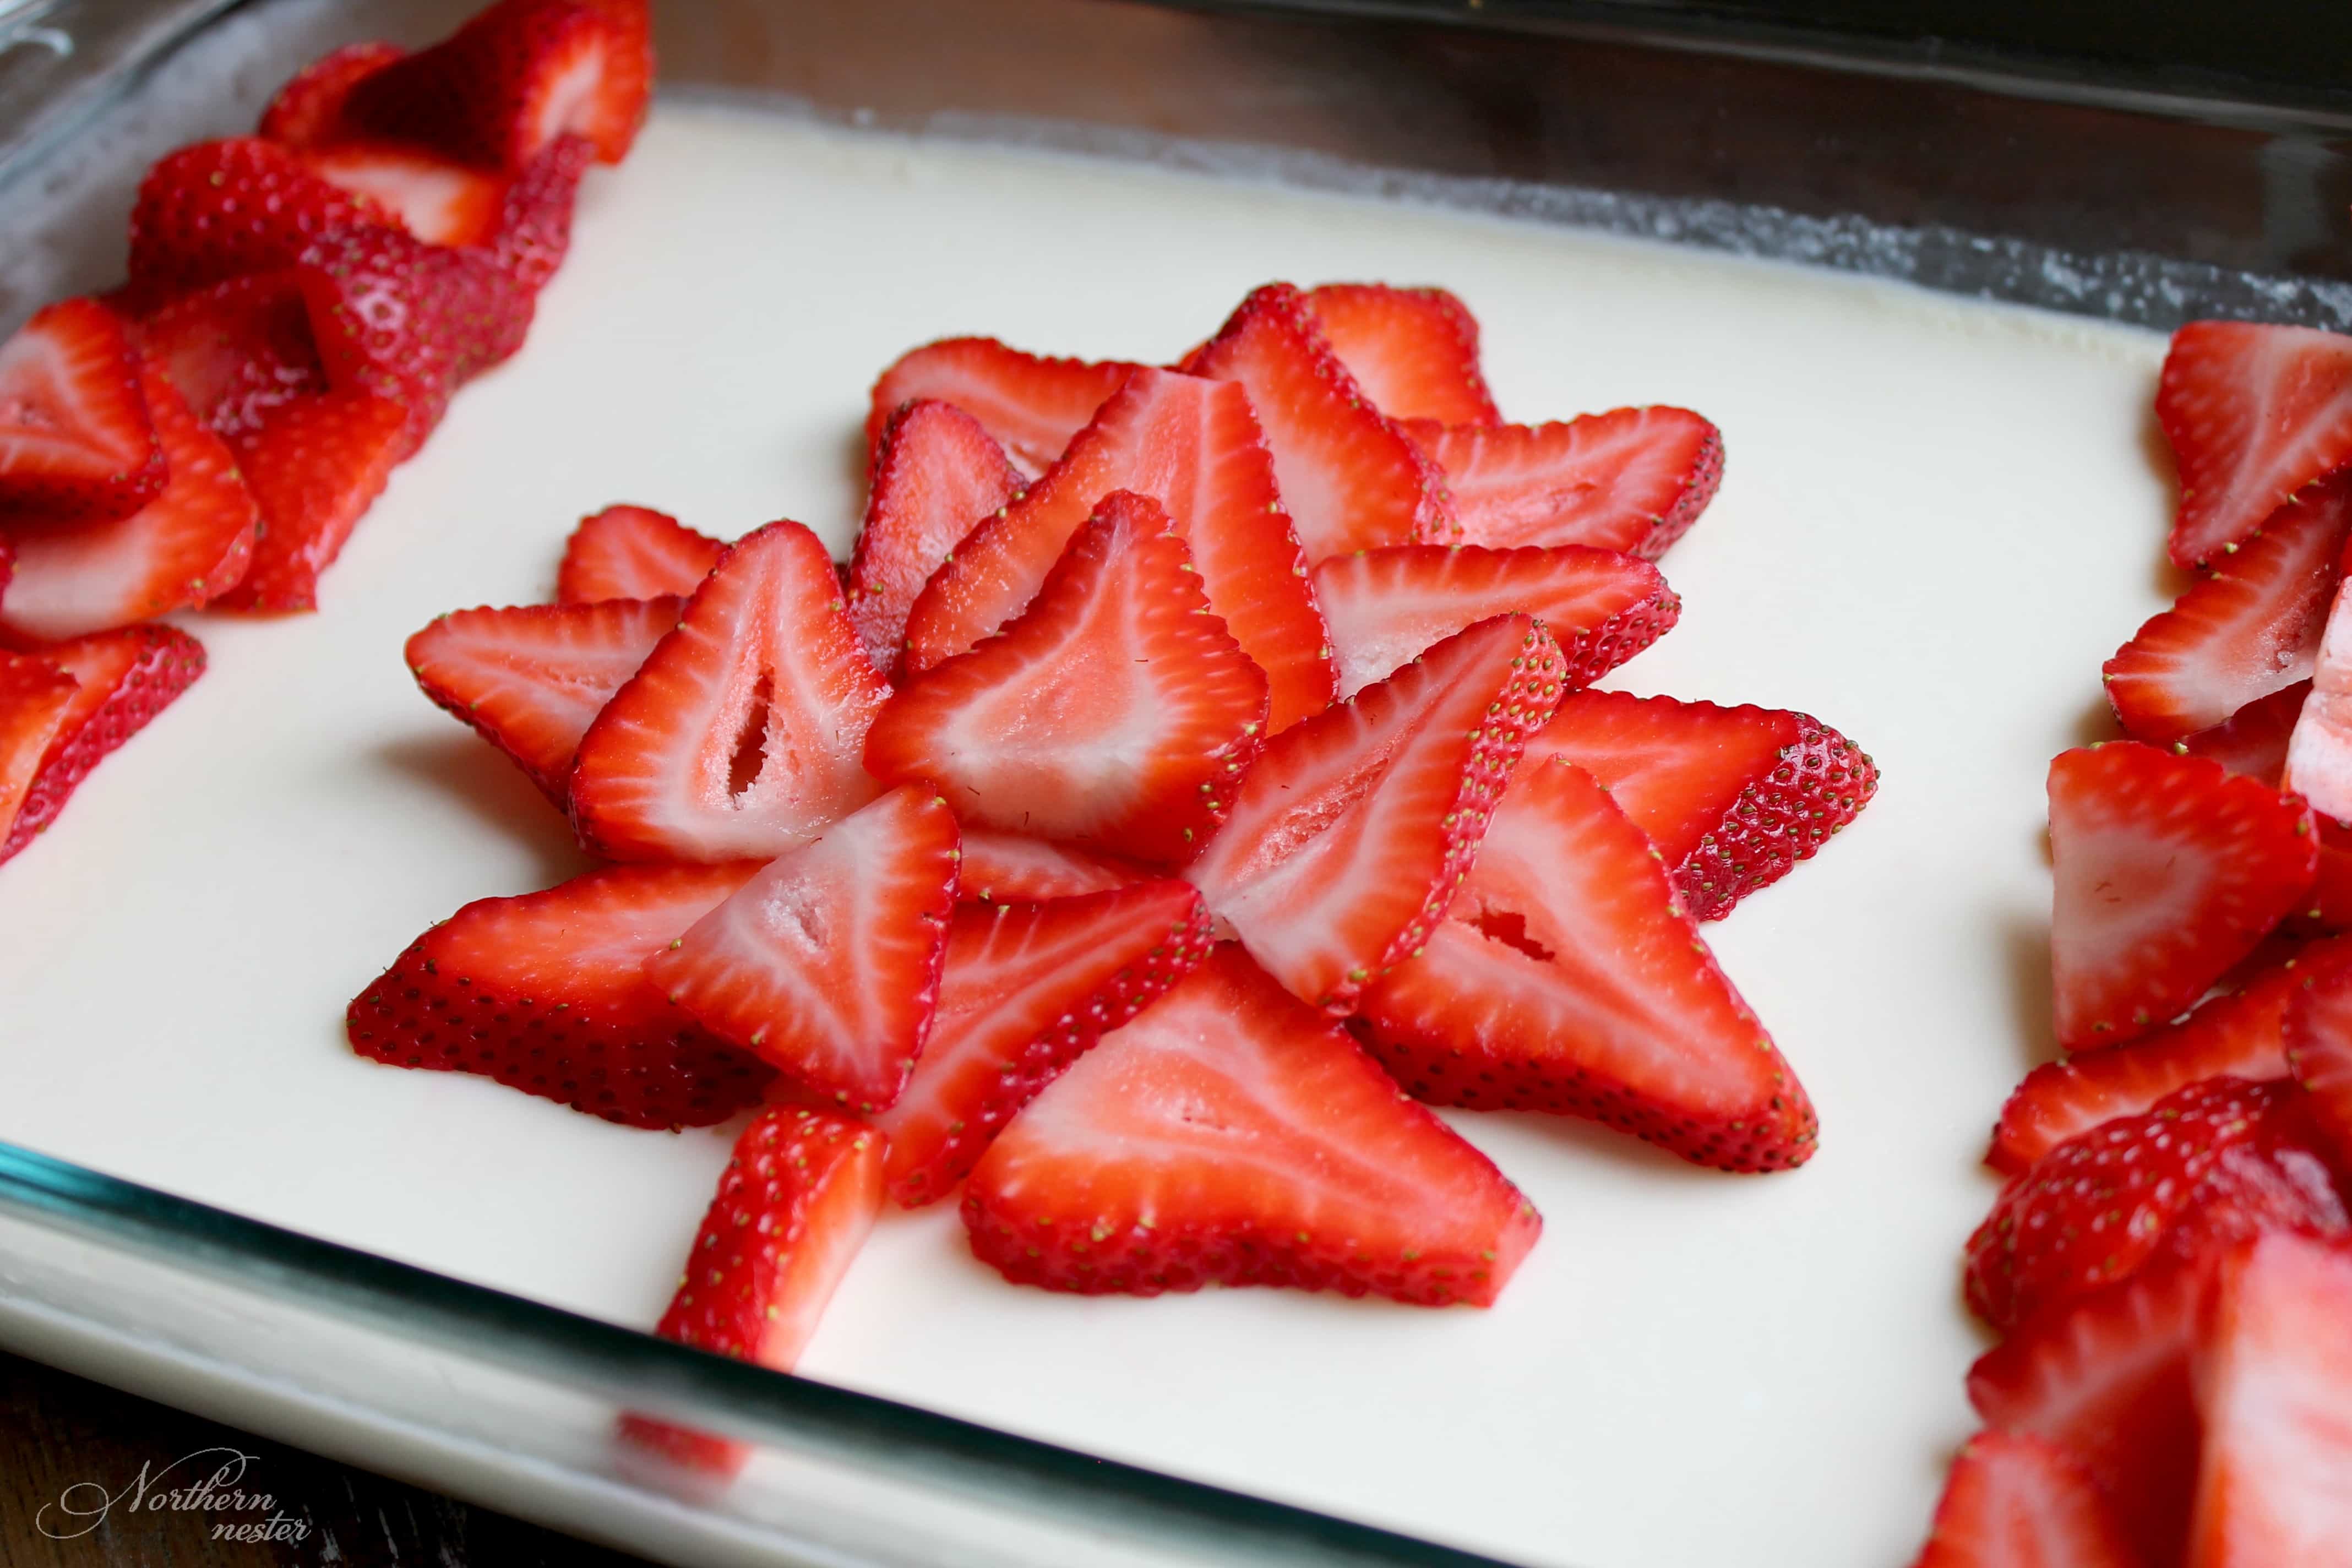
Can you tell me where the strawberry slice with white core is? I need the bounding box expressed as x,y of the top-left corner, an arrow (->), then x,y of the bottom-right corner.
341,0 -> 633,173
556,504 -> 723,605
0,298 -> 164,524
867,491 -> 1269,866
2285,577 -> 2352,824
258,40 -> 404,147
210,390 -> 407,613
2158,321 -> 2352,568
957,828 -> 1146,904
2187,1234 -> 2352,1567
2048,742 -> 2317,1049
1181,282 -> 1456,559
570,520 -> 889,863
2182,681 -> 2309,785
1306,283 -> 1500,427
875,881 -> 1215,1206
2284,961 -> 2352,1177
0,624 -> 204,866
1186,614 -> 1565,1014
1313,542 -> 1679,699
2106,475 -> 2352,742
1913,1431 -> 2143,1568
645,786 -> 960,1110
0,655 -> 79,846
963,945 -> 1541,1306
130,269 -> 328,441
1405,406 -> 1724,560
901,366 -> 1333,730
405,596 -> 680,802
845,399 -> 1023,677
1360,758 -> 1817,1172
300,141 -> 506,247
865,337 -> 1140,477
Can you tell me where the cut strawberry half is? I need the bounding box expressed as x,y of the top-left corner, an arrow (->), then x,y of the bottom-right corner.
867,491 -> 1270,865
298,141 -> 507,248
845,399 -> 1023,677
2048,743 -> 2317,1049
1186,614 -> 1565,1014
0,298 -> 165,525
405,596 -> 679,802
342,0 -> 637,172
572,0 -> 654,163
211,390 -> 409,613
2158,321 -> 2352,568
1406,407 -> 1724,560
865,338 -> 1141,477
1520,689 -> 1879,923
901,366 -> 1333,730
258,40 -> 406,148
123,139 -> 398,314
965,944 -> 1540,1305
0,654 -> 80,847
1305,283 -> 1500,427
2285,961 -> 2352,1175
555,504 -> 723,605
2285,578 -> 2352,825
478,132 -> 595,295
0,625 -> 204,866
0,362 -> 256,640
1360,757 -> 1818,1173
1913,1431 -> 2142,1568
1312,542 -> 1679,699
645,786 -> 960,1110
345,861 -> 774,1128
874,881 -> 1215,1206
130,270 -> 329,440
570,520 -> 890,863
1180,282 -> 1456,559
2105,475 -> 2352,742
957,828 -> 1147,905
2181,680 -> 2309,786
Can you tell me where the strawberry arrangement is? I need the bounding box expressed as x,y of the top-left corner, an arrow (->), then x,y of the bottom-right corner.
1914,323 -> 2352,1564
0,0 -> 650,864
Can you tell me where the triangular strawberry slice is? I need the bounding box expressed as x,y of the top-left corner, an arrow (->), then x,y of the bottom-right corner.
124,139 -> 399,313
1180,282 -> 1455,559
2285,961 -> 2352,1176
1360,757 -> 1818,1172
573,0 -> 654,163
1404,407 -> 1724,560
868,491 -> 1270,865
845,399 -> 1023,677
2286,576 -> 2352,824
1520,689 -> 1879,923
1,362 -> 256,640
258,40 -> 405,148
131,269 -> 329,440
1306,283 -> 1500,427
2158,321 -> 2352,568
1186,613 -> 1565,1013
902,366 -> 1333,729
211,390 -> 409,613
1913,1432 -> 2141,1568
645,786 -> 960,1109
964,944 -> 1542,1305
341,0 -> 631,172
2049,743 -> 2317,1048
554,504 -> 723,605
2105,475 -> 2352,741
2182,680 -> 2309,785
405,596 -> 680,802
0,624 -> 205,866
0,655 -> 80,846
957,827 -> 1146,905
345,861 -> 774,1128
1311,542 -> 1679,698
865,337 -> 1141,477
874,880 -> 1215,1206
0,298 -> 165,524
299,140 -> 507,248
571,520 -> 890,863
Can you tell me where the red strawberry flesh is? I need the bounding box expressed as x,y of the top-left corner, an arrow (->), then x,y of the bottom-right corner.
845,399 -> 1023,677
0,298 -> 165,525
1912,1430 -> 2142,1568
0,624 -> 204,866
865,337 -> 1140,477
1406,406 -> 1724,560
556,504 -> 723,605
1305,282 -> 1500,427
2157,320 -> 2352,568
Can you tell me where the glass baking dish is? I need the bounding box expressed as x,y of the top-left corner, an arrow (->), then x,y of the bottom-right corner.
1,3 -> 2345,1565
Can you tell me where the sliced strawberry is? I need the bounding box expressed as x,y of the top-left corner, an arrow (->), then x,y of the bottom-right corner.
555,504 -> 723,605
867,491 -> 1268,865
2048,743 -> 2316,1049
2106,476 -> 2352,742
874,881 -> 1215,1206
1913,1431 -> 2142,1568
1305,283 -> 1500,427
130,270 -> 328,440
342,0 -> 635,173
405,596 -> 679,802
865,338 -> 1141,477
0,655 -> 79,847
299,141 -> 506,249
1519,689 -> 1879,923
123,139 -> 397,314
0,625 -> 204,866
479,132 -> 595,295
0,362 -> 255,640
1313,542 -> 1678,699
965,945 -> 1540,1305
902,366 -> 1333,730
258,41 -> 406,148
1180,282 -> 1455,559
1360,757 -> 1817,1172
2181,681 -> 2309,785
570,520 -> 889,863
0,298 -> 165,524
958,829 -> 1145,905
2286,578 -> 2352,825
572,0 -> 654,163
2158,321 -> 2352,568
211,390 -> 409,613
1406,407 -> 1724,560
1186,614 -> 1564,1014
345,861 -> 774,1128
2285,961 -> 2352,1175
645,786 -> 960,1109
845,399 -> 1023,677
2187,1233 -> 2352,1566
619,1105 -> 882,1477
